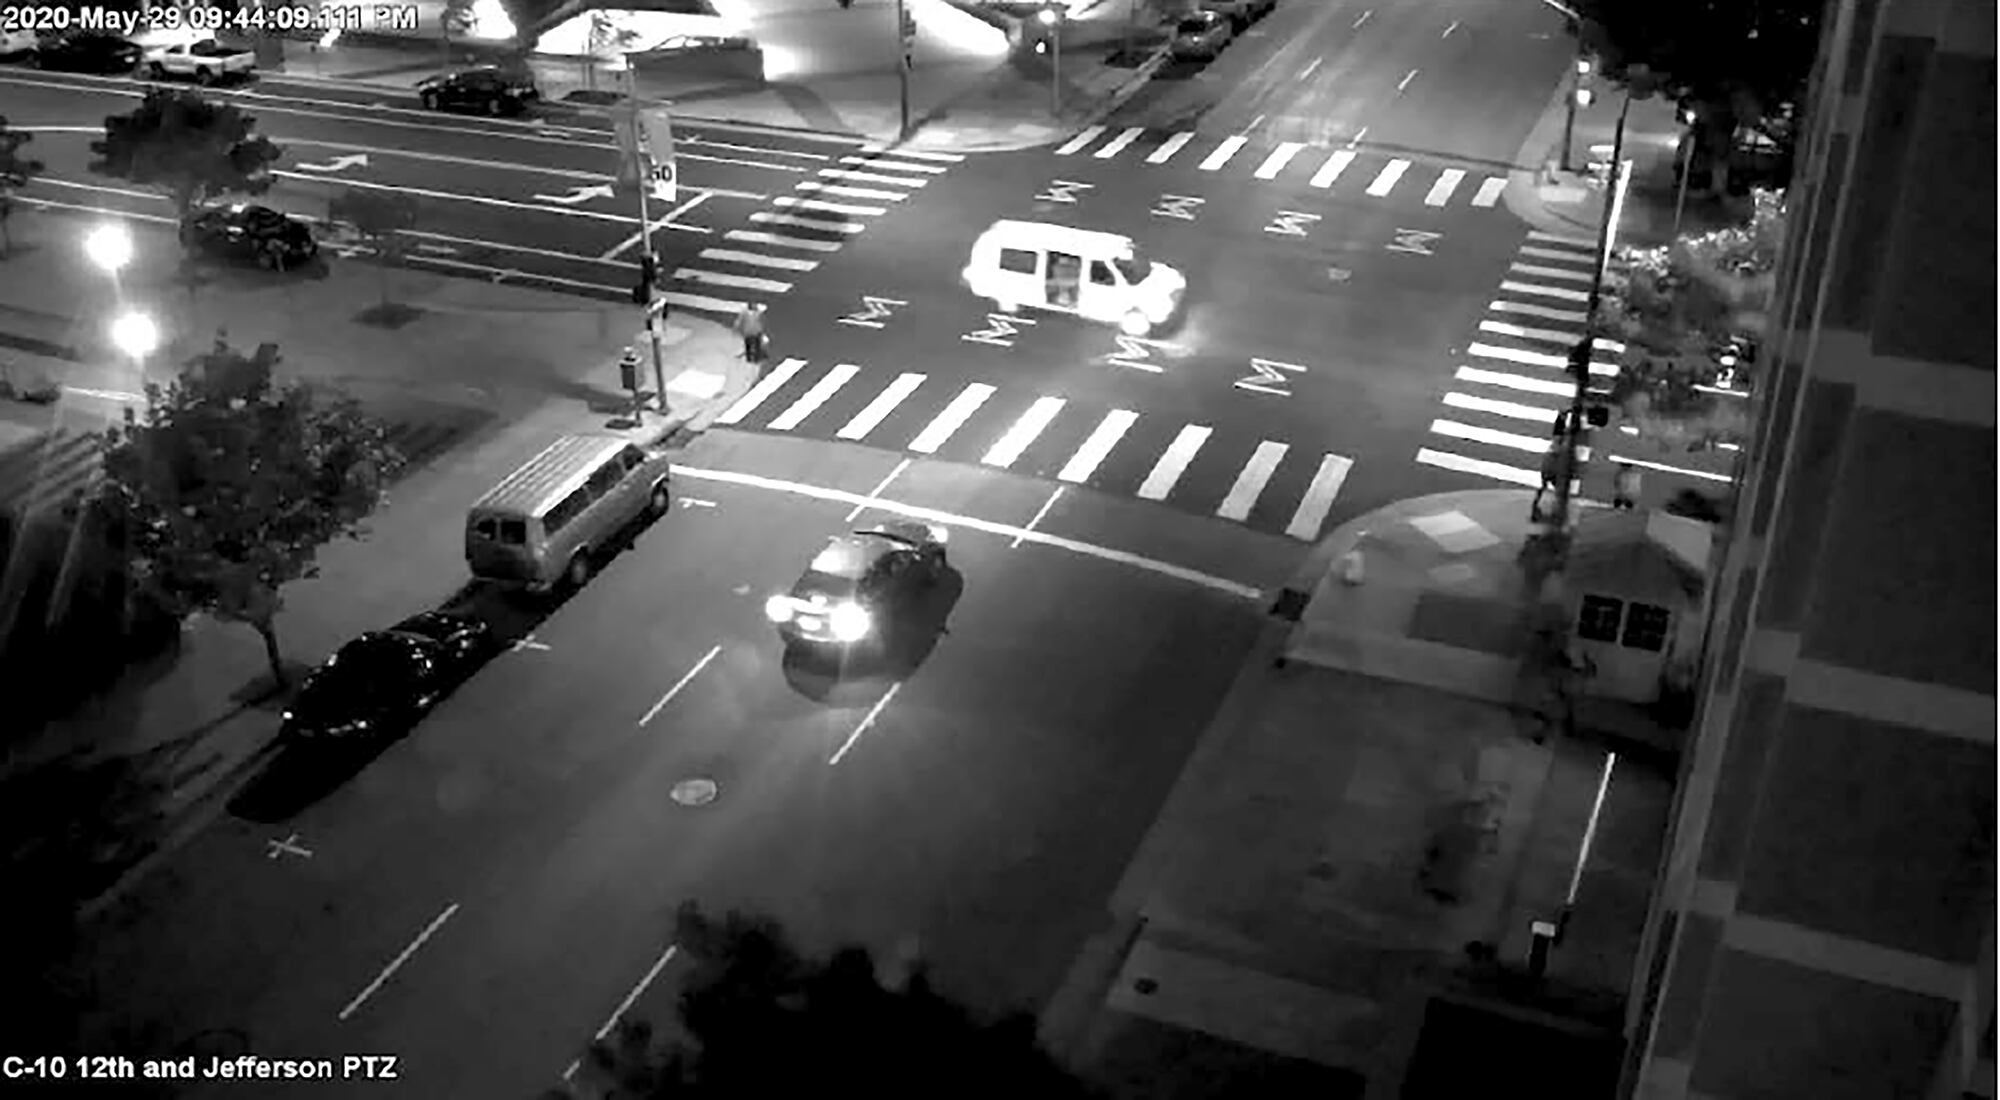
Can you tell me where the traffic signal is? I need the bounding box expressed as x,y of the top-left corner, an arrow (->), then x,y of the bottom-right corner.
1566,337 -> 1594,382
900,8 -> 916,39
1585,404 -> 1610,428
631,252 -> 657,305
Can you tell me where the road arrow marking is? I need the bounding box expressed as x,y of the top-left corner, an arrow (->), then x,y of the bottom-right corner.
295,153 -> 370,173
533,184 -> 616,205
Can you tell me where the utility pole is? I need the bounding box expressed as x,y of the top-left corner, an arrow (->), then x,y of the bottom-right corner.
625,62 -> 668,413
1562,54 -> 1590,172
896,0 -> 914,139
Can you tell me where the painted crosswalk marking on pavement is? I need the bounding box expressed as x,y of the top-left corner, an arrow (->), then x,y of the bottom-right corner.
1424,168 -> 1466,206
983,396 -> 1066,468
908,384 -> 995,453
1415,447 -> 1542,487
1456,365 -> 1575,397
1095,127 -> 1145,158
1432,419 -> 1562,454
1509,261 -> 1594,282
1309,150 -> 1356,188
857,144 -> 964,162
1286,455 -> 1353,540
1479,319 -> 1624,351
1058,410 -> 1139,483
1526,229 -> 1597,248
841,155 -> 948,174
1489,299 -> 1587,323
716,358 -> 808,425
837,373 -> 925,440
676,268 -> 790,293
1365,159 -> 1410,196
1146,132 -> 1196,163
773,195 -> 888,217
1218,441 -> 1288,520
750,212 -> 865,233
1471,177 -> 1507,206
1469,341 -> 1618,375
1055,125 -> 1106,156
725,230 -> 844,252
795,181 -> 906,201
1518,244 -> 1592,262
768,363 -> 859,430
697,248 -> 818,271
1498,280 -> 1589,302
1443,391 -> 1566,423
1139,425 -> 1212,500
1199,135 -> 1249,171
1254,142 -> 1307,179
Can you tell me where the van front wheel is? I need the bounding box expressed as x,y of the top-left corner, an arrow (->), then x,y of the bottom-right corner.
648,483 -> 671,518
563,552 -> 593,591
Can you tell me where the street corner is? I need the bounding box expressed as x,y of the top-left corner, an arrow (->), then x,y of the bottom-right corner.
1290,489 -> 1538,595
652,316 -> 762,436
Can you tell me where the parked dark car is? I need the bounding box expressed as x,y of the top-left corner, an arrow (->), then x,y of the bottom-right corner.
33,32 -> 142,74
280,611 -> 495,744
180,203 -> 318,270
416,66 -> 540,116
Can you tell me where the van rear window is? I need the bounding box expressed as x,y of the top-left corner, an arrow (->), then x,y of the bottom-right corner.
998,247 -> 1037,274
498,519 -> 527,545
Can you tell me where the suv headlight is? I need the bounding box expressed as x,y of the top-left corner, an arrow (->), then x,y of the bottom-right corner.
829,603 -> 872,642
764,595 -> 794,623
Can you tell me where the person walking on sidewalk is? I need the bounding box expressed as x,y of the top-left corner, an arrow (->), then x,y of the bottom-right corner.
734,303 -> 768,365
1613,462 -> 1642,511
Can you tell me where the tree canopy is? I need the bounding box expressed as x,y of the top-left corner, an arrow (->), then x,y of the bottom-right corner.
329,187 -> 420,304
0,113 -> 44,255
561,904 -> 1098,1099
93,337 -> 403,687
89,90 -> 282,219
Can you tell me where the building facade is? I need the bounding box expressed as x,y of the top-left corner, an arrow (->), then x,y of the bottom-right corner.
1620,0 -> 1996,1097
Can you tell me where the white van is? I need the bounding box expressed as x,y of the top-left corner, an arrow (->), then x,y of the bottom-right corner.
962,220 -> 1187,335
465,433 -> 673,592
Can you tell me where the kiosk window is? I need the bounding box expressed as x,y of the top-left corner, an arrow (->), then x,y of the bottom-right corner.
1621,603 -> 1671,652
1577,595 -> 1624,643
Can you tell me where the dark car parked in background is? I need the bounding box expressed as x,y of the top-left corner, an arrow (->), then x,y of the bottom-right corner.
180,203 -> 318,270
280,611 -> 495,744
33,32 -> 142,74
417,66 -> 540,116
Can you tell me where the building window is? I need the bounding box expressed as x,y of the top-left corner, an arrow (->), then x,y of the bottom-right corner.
1622,602 -> 1672,652
1578,595 -> 1624,642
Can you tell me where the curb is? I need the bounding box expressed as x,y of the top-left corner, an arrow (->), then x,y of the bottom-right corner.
1501,76 -> 1607,239
1078,44 -> 1169,130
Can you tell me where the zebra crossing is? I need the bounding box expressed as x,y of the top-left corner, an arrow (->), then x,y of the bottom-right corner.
1415,230 -> 1740,494
657,144 -> 966,322
714,357 -> 1356,541
1052,125 -> 1509,210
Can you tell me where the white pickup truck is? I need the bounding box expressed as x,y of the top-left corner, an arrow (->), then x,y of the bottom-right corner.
144,37 -> 256,84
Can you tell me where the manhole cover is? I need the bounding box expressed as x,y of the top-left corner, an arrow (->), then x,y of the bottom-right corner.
671,778 -> 718,806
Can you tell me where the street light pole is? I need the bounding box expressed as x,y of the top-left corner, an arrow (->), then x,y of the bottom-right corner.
1037,6 -> 1062,117
1561,55 -> 1589,171
896,0 -> 912,140
1671,109 -> 1696,238
622,62 -> 669,413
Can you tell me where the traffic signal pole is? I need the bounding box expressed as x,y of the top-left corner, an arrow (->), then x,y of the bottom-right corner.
626,63 -> 669,413
896,0 -> 912,140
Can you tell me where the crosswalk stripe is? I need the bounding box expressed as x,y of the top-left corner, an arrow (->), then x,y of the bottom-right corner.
1138,425 -> 1210,499
674,268 -> 791,293
1218,441 -> 1287,520
773,195 -> 888,216
1198,135 -> 1249,171
795,181 -> 906,201
1055,125 -> 1107,156
1489,299 -> 1587,323
715,357 -> 808,425
1498,279 -> 1589,302
1469,341 -> 1617,375
1509,261 -> 1594,282
837,373 -> 925,439
1254,142 -> 1307,179
1471,177 -> 1507,206
857,145 -> 964,163
1058,409 -> 1138,483
696,248 -> 818,272
1095,127 -> 1145,158
1456,365 -> 1573,396
1518,244 -> 1595,262
1527,229 -> 1598,248
768,363 -> 859,430
750,212 -> 865,233
1431,418 -> 1558,454
1416,447 -> 1541,488
1146,131 -> 1196,164
1443,391 -> 1562,423
657,290 -> 748,317
1479,319 -> 1624,352
1285,454 -> 1352,540
982,396 -> 1066,468
843,154 -> 950,173
1309,149 -> 1356,188
1424,168 -> 1466,206
1365,159 -> 1410,196
817,168 -> 929,188
725,229 -> 844,252
908,384 -> 994,453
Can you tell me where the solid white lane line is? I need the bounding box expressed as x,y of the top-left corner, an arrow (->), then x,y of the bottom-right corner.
1365,159 -> 1410,196
772,195 -> 887,216
816,168 -> 928,188
1416,448 -> 1541,488
1199,135 -> 1249,171
1443,391 -> 1562,422
1058,410 -> 1139,483
1217,441 -> 1288,520
1146,131 -> 1196,164
670,464 -> 1263,600
794,181 -> 905,200
1457,365 -> 1574,396
1432,419 -> 1559,453
1095,127 -> 1146,158
1528,228 -> 1599,248
830,682 -> 901,765
1469,341 -> 1618,375
562,942 -> 681,1080
1254,142 -> 1307,179
837,373 -> 925,439
1471,177 -> 1508,206
1285,454 -> 1352,540
767,363 -> 859,430
1012,487 -> 1064,549
1498,279 -> 1590,302
715,357 -> 808,425
339,903 -> 460,1021
639,645 -> 723,726
1138,425 -> 1211,500
1055,125 -> 1107,155
1309,150 -> 1356,188
404,255 -> 624,295
1489,298 -> 1588,323
982,397 -> 1066,468
724,229 -> 844,252
749,211 -> 865,232
908,384 -> 994,453
656,290 -> 747,316
1510,261 -> 1595,282
1605,453 -> 1734,483
1424,168 -> 1465,205
696,248 -> 818,271
673,268 -> 790,293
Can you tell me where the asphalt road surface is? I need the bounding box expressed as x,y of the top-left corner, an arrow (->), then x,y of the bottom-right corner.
55,430 -> 1301,1098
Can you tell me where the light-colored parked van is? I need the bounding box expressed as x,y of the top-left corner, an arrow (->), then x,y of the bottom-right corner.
962,220 -> 1187,336
465,433 -> 673,592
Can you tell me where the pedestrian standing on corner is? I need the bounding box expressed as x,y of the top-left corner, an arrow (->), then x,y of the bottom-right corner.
735,303 -> 768,365
1613,462 -> 1641,511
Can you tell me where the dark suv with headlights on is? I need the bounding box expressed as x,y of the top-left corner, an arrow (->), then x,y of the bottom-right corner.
765,522 -> 949,650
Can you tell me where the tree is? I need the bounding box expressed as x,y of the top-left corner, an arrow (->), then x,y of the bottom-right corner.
1571,0 -> 1823,194
567,904 -> 1099,1099
328,187 -> 419,305
93,337 -> 404,689
89,89 -> 283,224
0,114 -> 44,257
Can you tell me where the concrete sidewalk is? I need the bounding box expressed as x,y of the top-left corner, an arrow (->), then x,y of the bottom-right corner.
1041,491 -> 1677,1097
0,207 -> 758,917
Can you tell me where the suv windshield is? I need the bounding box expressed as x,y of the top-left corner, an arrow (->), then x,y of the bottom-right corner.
799,571 -> 860,600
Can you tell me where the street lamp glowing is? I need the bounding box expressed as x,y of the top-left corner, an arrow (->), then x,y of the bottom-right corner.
1575,58 -> 1591,76
84,223 -> 133,275
1037,8 -> 1058,24
110,311 -> 159,359
1575,87 -> 1593,108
